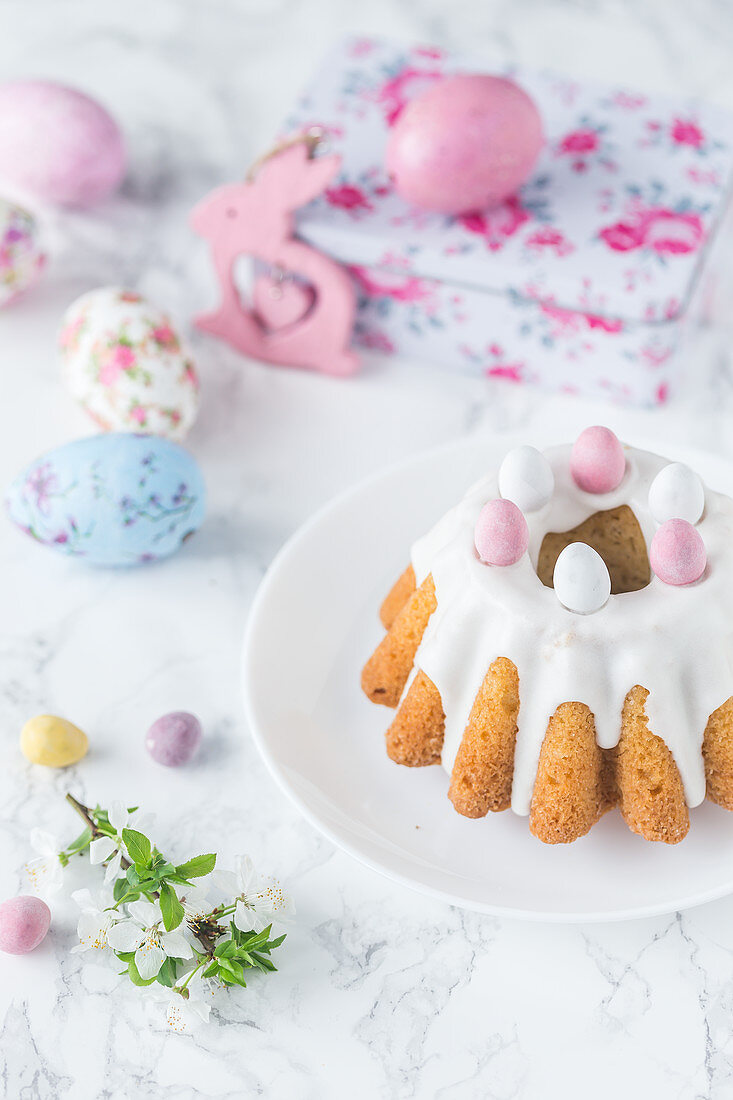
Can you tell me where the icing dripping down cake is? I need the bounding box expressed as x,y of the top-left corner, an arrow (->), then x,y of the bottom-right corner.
361,428 -> 733,844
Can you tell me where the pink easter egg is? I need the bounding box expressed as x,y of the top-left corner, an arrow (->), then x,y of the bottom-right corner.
650,519 -> 706,586
0,895 -> 51,955
385,74 -> 543,215
475,498 -> 529,566
570,426 -> 626,494
0,81 -> 125,206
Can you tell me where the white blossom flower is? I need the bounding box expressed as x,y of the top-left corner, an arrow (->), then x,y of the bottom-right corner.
174,881 -> 214,944
216,855 -> 294,934
89,802 -> 154,884
25,829 -> 63,899
147,970 -> 215,1033
107,898 -> 192,979
71,887 -> 117,954
174,880 -> 211,920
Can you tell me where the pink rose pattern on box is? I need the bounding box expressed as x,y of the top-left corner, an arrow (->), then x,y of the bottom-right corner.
286,37 -> 733,404
60,288 -> 199,440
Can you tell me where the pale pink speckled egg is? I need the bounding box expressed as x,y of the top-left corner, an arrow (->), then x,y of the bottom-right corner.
570,426 -> 626,494
0,896 -> 51,955
386,74 -> 543,215
650,519 -> 706,586
475,498 -> 529,566
0,81 -> 125,206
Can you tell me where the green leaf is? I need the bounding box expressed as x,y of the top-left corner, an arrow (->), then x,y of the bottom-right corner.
159,882 -> 184,932
156,957 -> 179,988
126,865 -> 141,887
113,878 -> 129,903
66,826 -> 93,856
202,961 -> 219,978
175,853 -> 216,879
128,958 -> 157,987
249,951 -> 277,971
162,873 -> 194,887
122,828 -> 151,865
115,951 -> 135,963
214,939 -> 237,959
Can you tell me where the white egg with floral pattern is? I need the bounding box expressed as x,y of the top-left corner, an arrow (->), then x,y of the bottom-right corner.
59,286 -> 199,442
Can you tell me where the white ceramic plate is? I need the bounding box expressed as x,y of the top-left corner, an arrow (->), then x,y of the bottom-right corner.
243,435 -> 733,922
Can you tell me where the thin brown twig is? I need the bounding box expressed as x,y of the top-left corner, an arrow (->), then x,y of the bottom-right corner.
65,793 -> 131,870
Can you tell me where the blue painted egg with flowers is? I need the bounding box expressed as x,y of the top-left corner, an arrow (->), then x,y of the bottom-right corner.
6,433 -> 205,565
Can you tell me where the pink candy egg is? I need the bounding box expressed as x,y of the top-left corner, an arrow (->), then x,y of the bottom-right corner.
0,895 -> 51,955
475,498 -> 529,566
570,426 -> 626,494
0,81 -> 125,206
650,519 -> 706,586
386,74 -> 543,215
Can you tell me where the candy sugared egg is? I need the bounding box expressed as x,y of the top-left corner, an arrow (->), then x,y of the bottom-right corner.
570,426 -> 626,494
498,445 -> 554,513
6,433 -> 206,566
20,715 -> 88,767
648,463 -> 705,525
146,712 -> 202,767
0,896 -> 51,955
0,199 -> 44,307
650,519 -> 706,586
385,74 -> 543,215
553,543 -> 611,614
60,287 -> 199,441
475,498 -> 529,566
0,81 -> 125,206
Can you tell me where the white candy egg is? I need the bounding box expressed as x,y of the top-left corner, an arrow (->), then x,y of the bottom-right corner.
498,445 -> 554,513
648,462 -> 704,525
553,542 -> 611,615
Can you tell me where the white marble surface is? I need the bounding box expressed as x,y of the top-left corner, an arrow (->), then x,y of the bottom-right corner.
3,1 -> 733,1097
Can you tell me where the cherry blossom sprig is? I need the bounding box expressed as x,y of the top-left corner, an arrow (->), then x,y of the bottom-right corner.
26,794 -> 293,1031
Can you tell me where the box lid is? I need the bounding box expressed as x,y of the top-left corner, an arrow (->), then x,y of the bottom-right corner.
287,37 -> 733,324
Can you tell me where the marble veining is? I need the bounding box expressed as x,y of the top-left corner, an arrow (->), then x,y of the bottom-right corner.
4,1 -> 733,1097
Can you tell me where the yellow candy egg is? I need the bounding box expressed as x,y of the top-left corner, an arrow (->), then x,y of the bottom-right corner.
20,715 -> 89,767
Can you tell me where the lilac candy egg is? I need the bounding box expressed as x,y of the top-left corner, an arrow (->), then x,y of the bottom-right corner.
0,896 -> 51,954
386,74 -> 543,215
0,81 -> 125,206
570,426 -> 626,494
146,711 -> 202,766
475,498 -> 529,566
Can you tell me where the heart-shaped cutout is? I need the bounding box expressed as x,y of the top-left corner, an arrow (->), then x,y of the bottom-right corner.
253,275 -> 315,331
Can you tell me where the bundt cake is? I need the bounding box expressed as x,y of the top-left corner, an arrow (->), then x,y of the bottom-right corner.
361,427 -> 733,844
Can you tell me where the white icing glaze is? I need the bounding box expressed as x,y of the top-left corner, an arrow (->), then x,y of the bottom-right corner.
410,444 -> 733,816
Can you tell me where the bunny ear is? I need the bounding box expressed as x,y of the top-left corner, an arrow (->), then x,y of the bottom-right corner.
254,144 -> 341,210
291,152 -> 341,206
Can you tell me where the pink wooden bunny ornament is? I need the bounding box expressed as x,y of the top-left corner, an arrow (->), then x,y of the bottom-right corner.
191,136 -> 359,377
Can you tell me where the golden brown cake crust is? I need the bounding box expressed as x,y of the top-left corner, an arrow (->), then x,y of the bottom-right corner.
703,697 -> 733,809
448,658 -> 519,817
380,565 -> 416,630
614,686 -> 689,843
537,505 -> 650,594
361,574 -> 436,707
529,702 -> 615,844
386,670 -> 444,766
363,565 -> 726,843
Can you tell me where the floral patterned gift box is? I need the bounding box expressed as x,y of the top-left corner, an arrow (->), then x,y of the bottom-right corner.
283,36 -> 733,405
